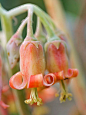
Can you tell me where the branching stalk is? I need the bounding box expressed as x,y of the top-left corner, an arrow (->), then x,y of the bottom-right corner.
7,4 -> 55,38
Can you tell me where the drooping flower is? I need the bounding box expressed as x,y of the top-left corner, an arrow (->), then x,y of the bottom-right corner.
9,37 -> 45,87
9,36 -> 49,105
45,40 -> 78,79
44,39 -> 78,102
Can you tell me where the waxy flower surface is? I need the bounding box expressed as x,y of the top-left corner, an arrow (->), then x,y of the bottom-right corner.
45,39 -> 78,102
45,40 -> 78,79
9,37 -> 46,89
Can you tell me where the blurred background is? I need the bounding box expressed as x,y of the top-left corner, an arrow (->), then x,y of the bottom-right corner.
0,0 -> 86,115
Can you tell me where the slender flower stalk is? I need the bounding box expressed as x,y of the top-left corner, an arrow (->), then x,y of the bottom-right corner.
5,4 -> 56,38
35,17 -> 47,45
7,4 -> 56,31
0,5 -> 13,42
17,17 -> 28,34
35,17 -> 42,38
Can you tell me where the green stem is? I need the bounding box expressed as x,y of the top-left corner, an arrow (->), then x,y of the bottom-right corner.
0,6 -> 13,42
7,4 -> 55,37
0,6 -> 31,115
35,17 -> 42,37
8,4 -> 56,30
17,17 -> 28,35
61,80 -> 66,93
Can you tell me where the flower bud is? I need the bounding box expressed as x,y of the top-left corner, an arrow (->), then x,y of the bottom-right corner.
6,33 -> 22,69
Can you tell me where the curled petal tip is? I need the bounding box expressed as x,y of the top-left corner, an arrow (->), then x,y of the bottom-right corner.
66,69 -> 79,79
43,73 -> 56,87
9,72 -> 27,90
43,71 -> 66,87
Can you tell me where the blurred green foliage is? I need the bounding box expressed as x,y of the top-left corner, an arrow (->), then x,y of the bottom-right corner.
61,0 -> 81,15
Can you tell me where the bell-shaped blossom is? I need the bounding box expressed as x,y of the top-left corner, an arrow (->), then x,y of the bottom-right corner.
45,40 -> 78,102
9,37 -> 45,89
6,33 -> 22,69
45,40 -> 78,79
9,37 -> 54,105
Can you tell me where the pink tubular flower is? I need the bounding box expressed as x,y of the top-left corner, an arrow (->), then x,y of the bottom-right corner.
0,56 -> 9,109
44,40 -> 78,102
9,38 -> 45,90
45,40 -> 78,80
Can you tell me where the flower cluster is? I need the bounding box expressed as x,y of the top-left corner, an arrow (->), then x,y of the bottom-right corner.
8,7 -> 78,106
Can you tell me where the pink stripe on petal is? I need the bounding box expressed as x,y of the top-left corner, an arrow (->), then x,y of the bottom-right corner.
9,72 -> 27,90
28,74 -> 44,88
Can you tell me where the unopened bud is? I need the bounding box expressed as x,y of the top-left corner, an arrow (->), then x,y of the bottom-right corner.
7,33 -> 22,68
